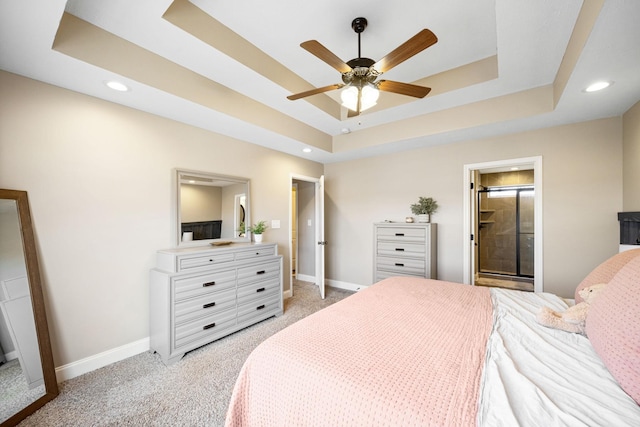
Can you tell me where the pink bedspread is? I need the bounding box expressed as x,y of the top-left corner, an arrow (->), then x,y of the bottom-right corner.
225,276 -> 493,426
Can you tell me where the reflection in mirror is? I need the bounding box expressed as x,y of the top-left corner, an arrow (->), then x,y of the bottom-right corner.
174,169 -> 250,247
0,189 -> 58,425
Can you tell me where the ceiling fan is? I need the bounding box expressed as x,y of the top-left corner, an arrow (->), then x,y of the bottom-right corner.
287,17 -> 438,116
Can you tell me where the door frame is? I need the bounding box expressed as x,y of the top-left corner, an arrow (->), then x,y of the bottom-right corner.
288,173 -> 325,298
462,156 -> 543,292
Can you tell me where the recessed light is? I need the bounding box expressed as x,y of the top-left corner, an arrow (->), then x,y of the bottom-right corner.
104,80 -> 130,92
302,148 -> 312,153
584,81 -> 612,93
341,128 -> 351,134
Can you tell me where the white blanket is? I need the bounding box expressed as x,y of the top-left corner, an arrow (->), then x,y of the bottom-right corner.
479,289 -> 640,426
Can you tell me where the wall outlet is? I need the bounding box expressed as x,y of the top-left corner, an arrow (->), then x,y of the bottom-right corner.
307,219 -> 312,227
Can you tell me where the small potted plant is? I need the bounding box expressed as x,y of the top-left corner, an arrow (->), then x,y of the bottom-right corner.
248,220 -> 268,243
410,197 -> 438,223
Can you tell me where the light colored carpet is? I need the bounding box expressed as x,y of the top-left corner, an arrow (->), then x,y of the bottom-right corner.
19,281 -> 353,426
1,359 -> 45,422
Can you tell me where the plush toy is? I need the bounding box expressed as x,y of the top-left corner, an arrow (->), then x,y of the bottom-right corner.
536,283 -> 607,335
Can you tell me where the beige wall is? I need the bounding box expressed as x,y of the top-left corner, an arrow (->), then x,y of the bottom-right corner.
623,101 -> 640,210
0,71 -> 323,367
325,118 -> 624,298
180,184 -> 222,222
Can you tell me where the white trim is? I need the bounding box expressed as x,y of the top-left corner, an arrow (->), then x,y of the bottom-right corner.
296,273 -> 316,283
463,156 -> 544,292
283,289 -> 292,299
2,350 -> 18,361
325,279 -> 367,293
55,337 -> 149,382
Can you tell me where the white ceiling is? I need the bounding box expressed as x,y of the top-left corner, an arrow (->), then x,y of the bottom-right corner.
1,0 -> 639,163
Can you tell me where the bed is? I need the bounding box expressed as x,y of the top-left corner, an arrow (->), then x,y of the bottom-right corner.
225,249 -> 640,426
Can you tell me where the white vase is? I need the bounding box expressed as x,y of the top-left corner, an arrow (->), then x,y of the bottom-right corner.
417,214 -> 430,223
253,234 -> 263,243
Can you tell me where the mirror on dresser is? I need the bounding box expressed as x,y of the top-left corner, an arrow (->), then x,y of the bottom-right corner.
174,169 -> 250,247
0,189 -> 58,426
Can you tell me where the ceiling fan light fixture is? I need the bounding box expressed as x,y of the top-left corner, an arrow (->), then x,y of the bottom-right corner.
340,86 -> 359,111
341,84 -> 379,112
361,84 -> 379,110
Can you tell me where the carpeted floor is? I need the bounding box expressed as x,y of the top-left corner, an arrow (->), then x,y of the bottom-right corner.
1,359 -> 45,422
18,281 -> 353,426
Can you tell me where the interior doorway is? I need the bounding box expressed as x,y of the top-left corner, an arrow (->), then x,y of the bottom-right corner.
289,174 -> 325,299
463,157 -> 543,292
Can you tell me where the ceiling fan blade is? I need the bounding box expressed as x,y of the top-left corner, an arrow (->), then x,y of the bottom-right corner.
373,29 -> 438,74
301,40 -> 352,74
378,80 -> 432,98
287,83 -> 344,100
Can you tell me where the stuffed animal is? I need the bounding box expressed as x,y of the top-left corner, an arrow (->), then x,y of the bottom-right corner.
536,283 -> 607,335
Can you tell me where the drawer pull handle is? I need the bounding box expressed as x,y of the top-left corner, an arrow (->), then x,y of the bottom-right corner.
256,270 -> 266,275
395,233 -> 405,236
255,252 -> 260,255
256,305 -> 265,310
203,302 -> 216,309
202,281 -> 216,287
256,287 -> 266,293
209,259 -> 213,262
395,263 -> 405,267
203,322 -> 216,330
395,248 -> 405,251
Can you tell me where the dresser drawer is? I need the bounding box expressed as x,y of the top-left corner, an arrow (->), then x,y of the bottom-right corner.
377,226 -> 426,242
237,277 -> 280,304
237,293 -> 281,325
179,253 -> 235,270
174,287 -> 237,325
237,260 -> 280,286
377,241 -> 425,257
235,246 -> 275,261
377,256 -> 425,275
173,269 -> 236,301
174,308 -> 237,349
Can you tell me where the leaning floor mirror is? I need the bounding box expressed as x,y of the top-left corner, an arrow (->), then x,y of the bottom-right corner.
0,189 -> 58,426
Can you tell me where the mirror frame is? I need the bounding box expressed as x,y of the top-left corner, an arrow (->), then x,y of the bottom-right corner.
0,189 -> 58,426
173,169 -> 251,247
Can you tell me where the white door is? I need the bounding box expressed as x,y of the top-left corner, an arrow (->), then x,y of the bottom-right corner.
315,175 -> 325,299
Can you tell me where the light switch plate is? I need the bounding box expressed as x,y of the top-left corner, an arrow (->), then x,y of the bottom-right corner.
271,219 -> 280,229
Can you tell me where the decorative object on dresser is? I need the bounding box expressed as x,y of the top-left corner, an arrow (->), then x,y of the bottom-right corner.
409,196 -> 438,223
149,243 -> 283,365
248,220 -> 268,243
373,222 -> 437,282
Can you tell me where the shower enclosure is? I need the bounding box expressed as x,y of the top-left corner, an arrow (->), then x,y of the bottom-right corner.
477,186 -> 534,279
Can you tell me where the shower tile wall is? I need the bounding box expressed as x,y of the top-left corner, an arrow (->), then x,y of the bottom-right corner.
479,171 -> 534,275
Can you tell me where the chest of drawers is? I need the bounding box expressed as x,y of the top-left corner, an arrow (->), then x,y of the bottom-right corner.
149,243 -> 282,365
373,223 -> 437,282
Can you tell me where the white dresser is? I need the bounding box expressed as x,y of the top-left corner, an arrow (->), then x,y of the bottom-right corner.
373,223 -> 437,282
150,243 -> 283,365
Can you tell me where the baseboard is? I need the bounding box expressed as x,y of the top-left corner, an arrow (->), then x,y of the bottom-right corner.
326,279 -> 368,293
55,337 -> 150,382
2,350 -> 18,362
296,273 -> 316,283
294,274 -> 366,293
